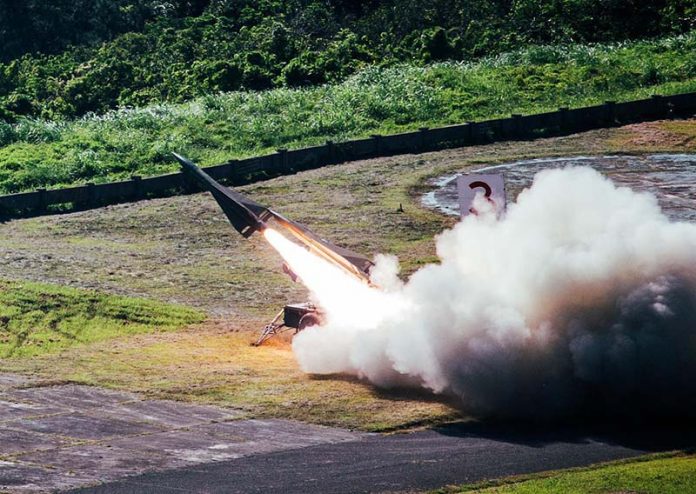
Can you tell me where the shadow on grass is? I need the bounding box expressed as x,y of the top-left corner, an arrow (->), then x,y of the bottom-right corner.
431,418 -> 696,453
309,372 -> 464,430
310,373 -> 696,451
309,372 -> 458,404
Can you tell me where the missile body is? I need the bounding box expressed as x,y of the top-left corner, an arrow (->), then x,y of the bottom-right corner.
175,153 -> 269,238
175,153 -> 373,283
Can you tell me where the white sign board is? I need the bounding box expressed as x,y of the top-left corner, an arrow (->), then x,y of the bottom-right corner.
457,174 -> 506,218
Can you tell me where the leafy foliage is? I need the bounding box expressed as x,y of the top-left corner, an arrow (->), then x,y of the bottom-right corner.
0,0 -> 208,63
0,34 -> 694,193
0,0 -> 693,120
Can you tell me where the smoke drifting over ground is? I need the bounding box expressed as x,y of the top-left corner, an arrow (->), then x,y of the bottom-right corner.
288,167 -> 696,419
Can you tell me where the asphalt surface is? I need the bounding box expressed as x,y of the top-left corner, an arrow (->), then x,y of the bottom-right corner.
71,421 -> 696,494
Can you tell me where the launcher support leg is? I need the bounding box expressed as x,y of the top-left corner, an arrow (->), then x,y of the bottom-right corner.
253,308 -> 286,346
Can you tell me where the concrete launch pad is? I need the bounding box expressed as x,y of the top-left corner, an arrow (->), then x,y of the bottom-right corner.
0,373 -> 364,492
3,371 -> 695,494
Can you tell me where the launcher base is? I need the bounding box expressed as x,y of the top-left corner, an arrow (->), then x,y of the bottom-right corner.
253,303 -> 323,346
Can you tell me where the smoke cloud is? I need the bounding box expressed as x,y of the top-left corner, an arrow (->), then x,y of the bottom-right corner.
291,167 -> 696,419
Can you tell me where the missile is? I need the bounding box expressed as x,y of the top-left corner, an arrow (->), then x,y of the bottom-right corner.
175,153 -> 270,238
266,209 -> 374,283
174,153 -> 373,283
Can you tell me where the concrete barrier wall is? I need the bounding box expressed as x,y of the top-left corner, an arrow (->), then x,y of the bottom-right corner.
1,91 -> 694,219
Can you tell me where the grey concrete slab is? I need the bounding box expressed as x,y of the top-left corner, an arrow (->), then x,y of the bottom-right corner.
0,427 -> 71,455
8,385 -> 139,410
18,444 -> 179,487
0,460 -> 85,493
95,399 -> 243,428
0,398 -> 67,422
198,419 -> 367,450
0,374 -> 366,492
97,429 -> 249,466
0,374 -> 34,391
5,412 -> 165,441
16,423 -> 364,490
106,420 -> 365,465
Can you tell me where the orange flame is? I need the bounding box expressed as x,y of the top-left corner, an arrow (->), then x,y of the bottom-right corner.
263,228 -> 401,329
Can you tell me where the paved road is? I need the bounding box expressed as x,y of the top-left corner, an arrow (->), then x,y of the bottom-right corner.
72,421 -> 696,494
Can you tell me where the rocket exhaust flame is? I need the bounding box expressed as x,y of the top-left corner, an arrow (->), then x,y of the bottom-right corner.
263,228 -> 403,329
282,167 -> 696,420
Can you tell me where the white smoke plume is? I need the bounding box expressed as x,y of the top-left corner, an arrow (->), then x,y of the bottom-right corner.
288,167 -> 696,419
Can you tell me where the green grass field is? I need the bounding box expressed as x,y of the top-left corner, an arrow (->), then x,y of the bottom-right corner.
0,279 -> 205,358
0,32 -> 694,193
442,453 -> 696,493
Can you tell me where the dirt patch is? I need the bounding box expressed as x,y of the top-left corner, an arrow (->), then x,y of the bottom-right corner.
610,119 -> 696,150
2,320 -> 460,431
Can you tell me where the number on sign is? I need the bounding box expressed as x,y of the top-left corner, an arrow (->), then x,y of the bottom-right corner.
456,174 -> 506,218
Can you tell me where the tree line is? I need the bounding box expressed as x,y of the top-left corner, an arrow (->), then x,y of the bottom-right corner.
0,0 -> 693,120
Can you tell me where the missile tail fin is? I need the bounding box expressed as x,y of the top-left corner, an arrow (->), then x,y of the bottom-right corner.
174,153 -> 268,237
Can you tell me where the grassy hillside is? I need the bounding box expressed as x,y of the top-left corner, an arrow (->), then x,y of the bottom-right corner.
0,279 -> 205,358
0,33 -> 694,194
2,0 -> 692,120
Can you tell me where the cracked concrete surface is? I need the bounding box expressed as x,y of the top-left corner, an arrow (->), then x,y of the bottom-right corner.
0,374 -> 365,492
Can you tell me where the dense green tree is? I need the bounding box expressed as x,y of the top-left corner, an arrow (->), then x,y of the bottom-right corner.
0,0 -> 693,120
0,0 -> 212,63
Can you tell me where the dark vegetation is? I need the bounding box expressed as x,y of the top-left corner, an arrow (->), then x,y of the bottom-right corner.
0,0 -> 694,120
